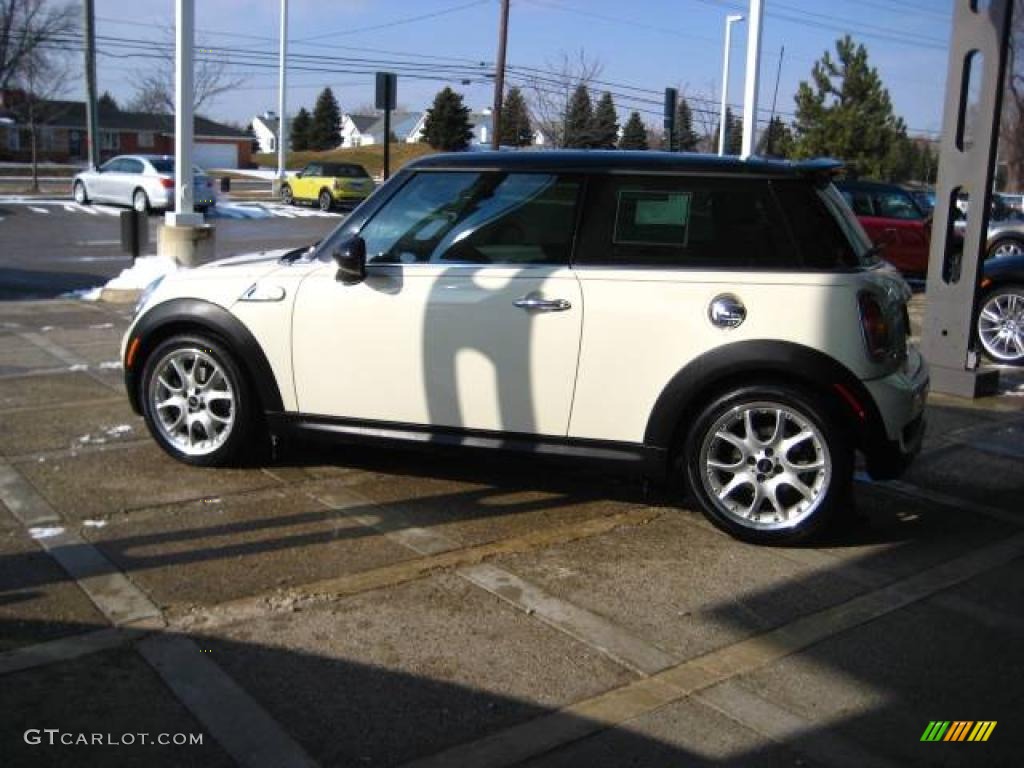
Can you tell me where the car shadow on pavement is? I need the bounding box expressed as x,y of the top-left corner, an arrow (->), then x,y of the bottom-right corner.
0,268 -> 106,301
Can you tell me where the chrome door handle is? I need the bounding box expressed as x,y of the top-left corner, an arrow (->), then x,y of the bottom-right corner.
514,297 -> 572,312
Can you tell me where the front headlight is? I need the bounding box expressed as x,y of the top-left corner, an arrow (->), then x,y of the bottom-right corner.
134,275 -> 165,317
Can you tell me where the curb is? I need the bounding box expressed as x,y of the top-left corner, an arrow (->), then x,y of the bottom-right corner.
99,288 -> 141,304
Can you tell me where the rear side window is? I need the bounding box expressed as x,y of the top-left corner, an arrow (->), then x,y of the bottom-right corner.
773,181 -> 863,268
360,171 -> 581,266
325,163 -> 369,178
577,175 -> 791,268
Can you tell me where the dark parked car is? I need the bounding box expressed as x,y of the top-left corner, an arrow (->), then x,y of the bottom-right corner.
837,180 -> 931,275
979,252 -> 1024,365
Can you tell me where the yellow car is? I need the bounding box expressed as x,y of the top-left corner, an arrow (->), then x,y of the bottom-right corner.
281,162 -> 376,211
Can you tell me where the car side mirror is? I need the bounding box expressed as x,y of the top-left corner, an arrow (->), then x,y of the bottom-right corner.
295,171 -> 303,178
334,236 -> 367,285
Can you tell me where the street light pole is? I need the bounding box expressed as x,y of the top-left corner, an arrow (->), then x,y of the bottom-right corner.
718,13 -> 744,156
82,0 -> 99,170
167,0 -> 200,227
740,0 -> 764,158
491,0 -> 510,150
277,0 -> 288,187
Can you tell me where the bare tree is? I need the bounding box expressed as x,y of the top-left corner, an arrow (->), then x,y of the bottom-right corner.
524,49 -> 602,148
18,30 -> 70,190
0,0 -> 76,90
128,28 -> 246,115
1000,0 -> 1024,190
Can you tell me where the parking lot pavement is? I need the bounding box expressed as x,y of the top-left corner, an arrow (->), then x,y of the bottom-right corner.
1,298 -> 1023,767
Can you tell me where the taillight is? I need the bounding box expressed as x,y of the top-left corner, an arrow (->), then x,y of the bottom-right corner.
858,292 -> 890,361
159,177 -> 174,189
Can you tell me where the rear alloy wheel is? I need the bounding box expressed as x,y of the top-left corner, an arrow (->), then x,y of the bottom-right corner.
281,184 -> 294,205
318,190 -> 333,212
977,285 -> 1024,365
73,181 -> 89,205
685,386 -> 852,544
988,238 -> 1024,260
132,188 -> 150,213
140,335 -> 262,466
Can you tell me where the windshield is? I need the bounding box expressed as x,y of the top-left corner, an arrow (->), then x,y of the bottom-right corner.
819,183 -> 879,265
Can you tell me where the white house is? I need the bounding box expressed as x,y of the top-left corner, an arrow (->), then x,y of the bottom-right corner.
341,112 -> 425,147
251,111 -> 279,154
340,114 -> 380,147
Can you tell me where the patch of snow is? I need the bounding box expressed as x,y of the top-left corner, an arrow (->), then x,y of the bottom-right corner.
28,526 -> 65,539
40,325 -> 55,332
68,363 -> 88,372
106,424 -> 133,436
60,286 -> 102,301
104,254 -> 179,291
98,360 -> 123,370
82,519 -> 108,528
89,323 -> 114,329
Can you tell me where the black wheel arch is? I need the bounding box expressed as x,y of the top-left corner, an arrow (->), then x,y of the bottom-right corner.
124,298 -> 284,416
644,340 -> 887,472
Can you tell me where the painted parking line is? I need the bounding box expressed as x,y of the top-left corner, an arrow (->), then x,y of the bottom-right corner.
405,530 -> 1024,768
27,206 -> 50,214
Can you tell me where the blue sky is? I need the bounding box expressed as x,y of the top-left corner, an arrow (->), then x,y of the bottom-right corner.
88,0 -> 953,138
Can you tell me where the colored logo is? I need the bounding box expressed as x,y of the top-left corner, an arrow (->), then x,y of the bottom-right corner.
921,721 -> 996,742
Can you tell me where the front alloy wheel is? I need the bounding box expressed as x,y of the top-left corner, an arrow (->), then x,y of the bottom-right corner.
686,386 -> 851,544
133,188 -> 149,213
281,184 -> 294,205
318,190 -> 332,212
73,181 -> 89,205
141,335 -> 261,465
977,285 -> 1024,365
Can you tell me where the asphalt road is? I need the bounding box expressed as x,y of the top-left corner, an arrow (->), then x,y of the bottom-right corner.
0,197 -> 342,300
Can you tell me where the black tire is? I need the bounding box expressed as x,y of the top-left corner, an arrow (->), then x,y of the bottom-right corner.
281,184 -> 294,205
683,384 -> 853,545
318,189 -> 333,212
986,237 -> 1024,260
139,334 -> 265,467
73,181 -> 90,205
976,283 -> 1024,365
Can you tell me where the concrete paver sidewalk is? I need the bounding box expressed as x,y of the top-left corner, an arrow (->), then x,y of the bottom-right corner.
0,298 -> 1021,767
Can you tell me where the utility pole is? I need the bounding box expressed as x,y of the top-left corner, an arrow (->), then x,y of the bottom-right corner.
740,0 -> 764,159
82,0 -> 99,169
491,0 -> 510,150
718,13 -> 744,156
276,0 -> 289,191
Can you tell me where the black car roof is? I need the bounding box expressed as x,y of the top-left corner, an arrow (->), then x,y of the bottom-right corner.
406,150 -> 843,178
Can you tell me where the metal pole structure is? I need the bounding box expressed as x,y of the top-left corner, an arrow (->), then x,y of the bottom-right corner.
491,0 -> 510,150
921,0 -> 1013,397
718,14 -> 744,156
277,0 -> 289,188
167,0 -> 200,227
740,0 -> 764,159
82,0 -> 100,170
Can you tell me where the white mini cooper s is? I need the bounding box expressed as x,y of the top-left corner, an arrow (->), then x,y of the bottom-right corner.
123,151 -> 929,544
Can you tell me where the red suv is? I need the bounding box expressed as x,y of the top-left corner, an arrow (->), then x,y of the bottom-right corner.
837,180 -> 930,275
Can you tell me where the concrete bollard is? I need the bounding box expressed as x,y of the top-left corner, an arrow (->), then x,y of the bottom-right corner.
157,223 -> 217,268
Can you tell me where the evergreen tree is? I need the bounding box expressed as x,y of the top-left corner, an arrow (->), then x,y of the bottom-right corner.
618,112 -> 648,150
716,107 -> 744,155
421,87 -> 474,151
792,35 -> 908,178
674,97 -> 699,151
98,91 -> 119,111
498,87 -> 534,147
590,91 -> 618,149
290,107 -> 312,152
757,116 -> 794,157
309,87 -> 342,150
564,83 -> 593,148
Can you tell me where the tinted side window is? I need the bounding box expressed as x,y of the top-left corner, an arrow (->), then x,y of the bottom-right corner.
773,181 -> 860,268
360,171 -> 580,266
305,164 -> 322,177
873,190 -> 922,220
122,159 -> 144,174
577,175 -> 791,268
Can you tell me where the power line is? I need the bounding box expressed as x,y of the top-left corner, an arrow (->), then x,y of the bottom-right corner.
295,0 -> 491,43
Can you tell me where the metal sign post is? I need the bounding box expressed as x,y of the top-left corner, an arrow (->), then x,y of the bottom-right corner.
376,72 -> 397,180
663,88 -> 677,152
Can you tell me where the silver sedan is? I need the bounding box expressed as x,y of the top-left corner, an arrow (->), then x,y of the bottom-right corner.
72,154 -> 217,213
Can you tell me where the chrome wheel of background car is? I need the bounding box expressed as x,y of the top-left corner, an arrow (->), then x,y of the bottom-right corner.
281,185 -> 293,205
698,401 -> 832,531
73,182 -> 88,204
148,348 -> 235,456
133,189 -> 149,213
978,287 -> 1024,364
990,239 -> 1024,260
318,191 -> 332,211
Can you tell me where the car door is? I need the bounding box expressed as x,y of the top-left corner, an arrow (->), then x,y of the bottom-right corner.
870,188 -> 929,273
291,170 -> 584,436
115,158 -> 145,206
92,158 -> 122,201
296,163 -> 320,201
